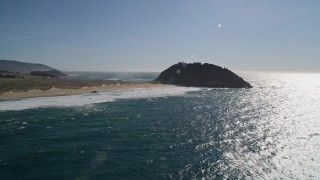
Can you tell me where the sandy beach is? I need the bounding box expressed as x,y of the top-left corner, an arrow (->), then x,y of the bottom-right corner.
0,82 -> 173,100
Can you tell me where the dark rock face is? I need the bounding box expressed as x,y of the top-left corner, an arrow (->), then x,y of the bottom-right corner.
154,62 -> 252,88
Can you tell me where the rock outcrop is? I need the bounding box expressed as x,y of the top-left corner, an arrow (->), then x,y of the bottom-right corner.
154,62 -> 252,88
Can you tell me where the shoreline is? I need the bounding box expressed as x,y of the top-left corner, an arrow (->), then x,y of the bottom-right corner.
0,83 -> 174,100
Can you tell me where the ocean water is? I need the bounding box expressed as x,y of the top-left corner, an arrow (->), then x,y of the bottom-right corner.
65,71 -> 159,82
1,72 -> 320,179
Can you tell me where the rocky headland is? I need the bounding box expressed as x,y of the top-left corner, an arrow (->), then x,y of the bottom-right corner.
154,62 -> 252,88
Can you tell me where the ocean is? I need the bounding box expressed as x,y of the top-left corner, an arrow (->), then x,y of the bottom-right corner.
65,71 -> 159,82
0,72 -> 320,179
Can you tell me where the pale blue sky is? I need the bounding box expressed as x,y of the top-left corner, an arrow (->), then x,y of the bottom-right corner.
0,0 -> 319,72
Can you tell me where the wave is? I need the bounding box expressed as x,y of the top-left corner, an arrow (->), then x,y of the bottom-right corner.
0,87 -> 201,111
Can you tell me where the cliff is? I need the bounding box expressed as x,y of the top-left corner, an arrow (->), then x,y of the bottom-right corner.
154,62 -> 252,88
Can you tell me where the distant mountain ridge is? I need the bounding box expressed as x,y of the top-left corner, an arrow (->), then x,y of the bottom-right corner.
0,59 -> 56,73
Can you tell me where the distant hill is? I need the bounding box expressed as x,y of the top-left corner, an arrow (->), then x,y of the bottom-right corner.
0,59 -> 56,73
30,70 -> 67,78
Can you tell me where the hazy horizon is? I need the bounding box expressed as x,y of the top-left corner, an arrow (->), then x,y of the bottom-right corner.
1,0 -> 319,72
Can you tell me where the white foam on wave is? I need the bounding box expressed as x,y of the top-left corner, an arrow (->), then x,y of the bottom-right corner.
0,87 -> 201,111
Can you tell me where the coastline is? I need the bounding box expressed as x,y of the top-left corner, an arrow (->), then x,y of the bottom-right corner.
0,82 -> 173,100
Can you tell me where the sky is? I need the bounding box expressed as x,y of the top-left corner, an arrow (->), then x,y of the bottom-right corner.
0,0 -> 319,72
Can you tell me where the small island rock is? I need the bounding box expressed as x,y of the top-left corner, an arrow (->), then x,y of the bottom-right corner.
154,62 -> 252,88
